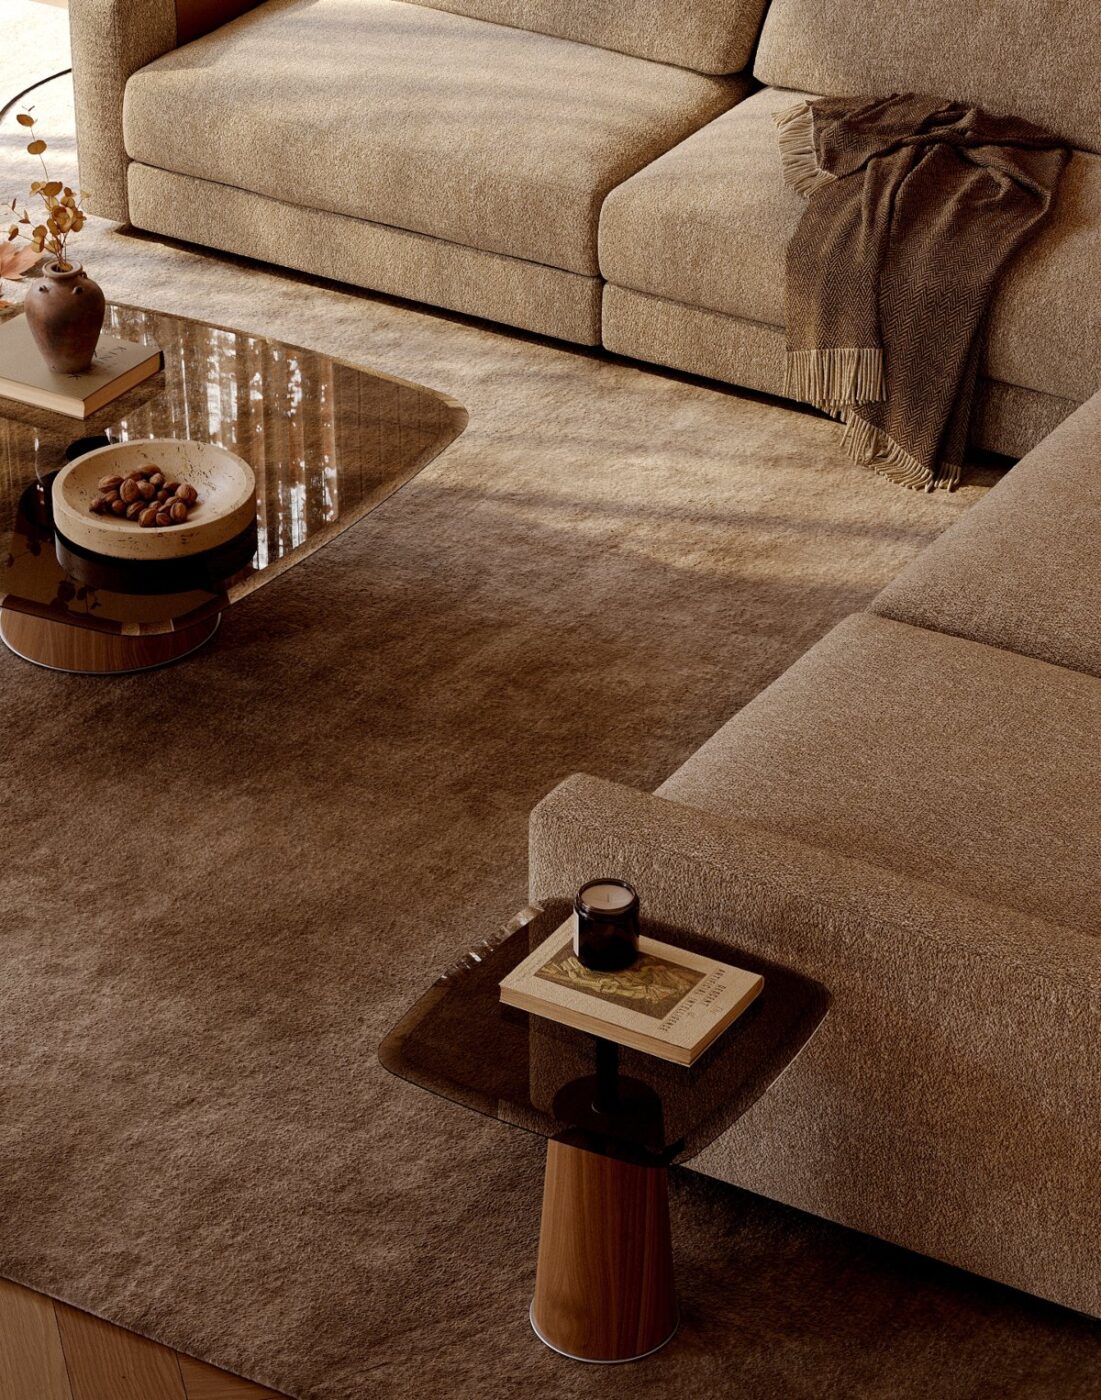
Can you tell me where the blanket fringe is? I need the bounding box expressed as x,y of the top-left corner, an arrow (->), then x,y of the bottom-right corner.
773,102 -> 837,197
784,347 -> 885,407
840,412 -> 961,492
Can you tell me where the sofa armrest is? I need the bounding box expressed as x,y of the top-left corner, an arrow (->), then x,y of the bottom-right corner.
70,0 -> 262,223
530,773 -> 1097,988
530,773 -> 1101,1315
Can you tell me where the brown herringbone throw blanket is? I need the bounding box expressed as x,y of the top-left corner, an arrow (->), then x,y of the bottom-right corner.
775,94 -> 1068,490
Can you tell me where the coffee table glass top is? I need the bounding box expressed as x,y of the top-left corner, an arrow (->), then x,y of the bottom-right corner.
379,901 -> 829,1165
0,305 -> 467,636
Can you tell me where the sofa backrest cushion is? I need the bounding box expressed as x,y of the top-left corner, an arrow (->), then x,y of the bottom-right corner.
754,0 -> 1101,155
401,0 -> 769,74
870,389 -> 1101,680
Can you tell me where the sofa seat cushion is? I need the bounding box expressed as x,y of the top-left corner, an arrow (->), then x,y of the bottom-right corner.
600,88 -> 808,335
599,88 -> 1101,402
872,391 -> 1101,678
659,613 -> 1101,933
123,0 -> 743,279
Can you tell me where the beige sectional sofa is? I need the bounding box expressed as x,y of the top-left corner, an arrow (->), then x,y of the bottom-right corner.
71,0 -> 1099,458
532,389 -> 1101,1320
70,0 -> 1101,1318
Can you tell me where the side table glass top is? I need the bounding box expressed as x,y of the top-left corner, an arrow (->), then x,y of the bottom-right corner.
0,305 -> 467,637
379,901 -> 830,1165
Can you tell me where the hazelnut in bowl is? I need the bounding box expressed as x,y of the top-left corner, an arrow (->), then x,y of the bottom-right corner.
51,438 -> 257,562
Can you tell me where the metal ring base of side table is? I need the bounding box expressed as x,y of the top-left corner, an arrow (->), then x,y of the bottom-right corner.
0,607 -> 221,675
529,1302 -> 679,1365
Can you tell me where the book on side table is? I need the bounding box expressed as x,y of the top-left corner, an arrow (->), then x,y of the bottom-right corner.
0,313 -> 161,419
500,916 -> 763,1066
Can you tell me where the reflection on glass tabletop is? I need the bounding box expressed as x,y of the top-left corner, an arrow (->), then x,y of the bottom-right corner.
0,304 -> 467,637
379,899 -> 830,1166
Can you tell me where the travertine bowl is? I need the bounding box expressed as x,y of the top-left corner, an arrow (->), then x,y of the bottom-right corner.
52,438 -> 256,561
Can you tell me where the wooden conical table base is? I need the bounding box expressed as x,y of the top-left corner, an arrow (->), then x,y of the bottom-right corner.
531,1136 -> 677,1363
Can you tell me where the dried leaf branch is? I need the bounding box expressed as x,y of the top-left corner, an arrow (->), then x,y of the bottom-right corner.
5,110 -> 88,275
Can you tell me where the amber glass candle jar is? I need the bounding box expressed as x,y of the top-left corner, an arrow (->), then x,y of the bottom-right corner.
574,879 -> 640,972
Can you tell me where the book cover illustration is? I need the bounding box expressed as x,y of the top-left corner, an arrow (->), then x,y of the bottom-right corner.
535,944 -> 703,1020
500,921 -> 764,1064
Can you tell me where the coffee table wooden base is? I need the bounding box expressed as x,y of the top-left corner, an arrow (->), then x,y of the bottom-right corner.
531,1137 -> 678,1364
0,607 -> 220,674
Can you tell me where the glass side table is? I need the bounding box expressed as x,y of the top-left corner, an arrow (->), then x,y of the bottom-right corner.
379,899 -> 830,1364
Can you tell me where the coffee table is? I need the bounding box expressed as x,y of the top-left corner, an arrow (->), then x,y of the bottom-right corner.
379,899 -> 829,1364
0,304 -> 466,673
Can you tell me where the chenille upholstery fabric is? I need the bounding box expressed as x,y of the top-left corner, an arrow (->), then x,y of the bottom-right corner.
873,391 -> 1101,677
122,0 -> 744,279
600,90 -> 811,331
529,771 -> 1101,1318
600,285 -> 1078,460
69,0 -> 262,221
971,379 -> 1082,459
599,88 -> 1101,405
399,0 -> 769,73
754,0 -> 1101,156
530,611 -> 1101,1318
128,165 -> 604,341
657,611 -> 1101,932
69,0 -> 177,221
985,146 -> 1101,402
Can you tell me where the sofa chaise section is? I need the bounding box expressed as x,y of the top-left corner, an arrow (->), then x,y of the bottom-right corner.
72,0 -> 750,343
530,610 -> 1101,1317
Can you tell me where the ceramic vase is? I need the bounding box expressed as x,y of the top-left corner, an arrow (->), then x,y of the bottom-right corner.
24,261 -> 105,375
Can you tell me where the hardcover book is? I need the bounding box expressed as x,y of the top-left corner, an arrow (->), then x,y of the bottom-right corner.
0,313 -> 162,419
500,917 -> 763,1066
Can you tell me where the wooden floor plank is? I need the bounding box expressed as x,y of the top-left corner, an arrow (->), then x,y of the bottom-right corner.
178,1353 -> 285,1400
1,1283 -> 286,1400
0,1280 -> 73,1400
54,1302 -> 186,1400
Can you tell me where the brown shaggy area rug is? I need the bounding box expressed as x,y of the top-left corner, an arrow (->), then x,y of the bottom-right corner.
1,21 -> 1099,1398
